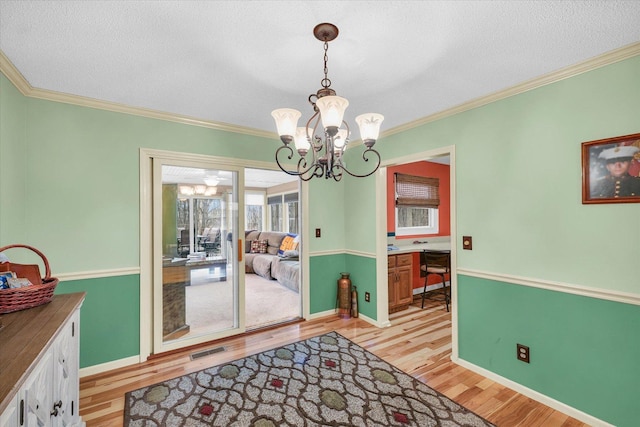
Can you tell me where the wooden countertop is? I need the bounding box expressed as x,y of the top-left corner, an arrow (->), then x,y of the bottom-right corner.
0,292 -> 85,414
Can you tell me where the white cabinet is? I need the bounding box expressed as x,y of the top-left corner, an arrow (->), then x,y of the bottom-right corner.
23,351 -> 53,426
0,294 -> 84,427
0,395 -> 18,427
52,310 -> 80,426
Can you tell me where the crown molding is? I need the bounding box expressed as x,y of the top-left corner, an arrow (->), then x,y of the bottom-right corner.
0,50 -> 275,139
3,43 -> 639,140
382,41 -> 640,138
0,50 -> 31,93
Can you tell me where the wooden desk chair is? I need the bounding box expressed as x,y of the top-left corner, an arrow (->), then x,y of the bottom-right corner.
420,250 -> 451,311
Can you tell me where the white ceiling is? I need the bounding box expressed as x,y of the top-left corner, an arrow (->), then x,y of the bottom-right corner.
1,1 -> 639,139
162,166 -> 298,189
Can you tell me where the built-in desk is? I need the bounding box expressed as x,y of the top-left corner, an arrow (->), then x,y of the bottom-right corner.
387,241 -> 451,312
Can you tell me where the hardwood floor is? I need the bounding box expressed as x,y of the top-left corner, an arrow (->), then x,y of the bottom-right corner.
79,298 -> 589,426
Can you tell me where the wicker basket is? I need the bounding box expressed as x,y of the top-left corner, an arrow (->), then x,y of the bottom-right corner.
0,244 -> 59,314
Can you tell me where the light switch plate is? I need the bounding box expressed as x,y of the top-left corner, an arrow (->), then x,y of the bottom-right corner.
462,236 -> 472,250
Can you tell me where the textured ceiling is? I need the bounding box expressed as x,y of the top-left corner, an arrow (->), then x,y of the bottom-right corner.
1,1 -> 640,137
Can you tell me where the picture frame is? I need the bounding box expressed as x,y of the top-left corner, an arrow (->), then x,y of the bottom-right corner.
581,132 -> 640,204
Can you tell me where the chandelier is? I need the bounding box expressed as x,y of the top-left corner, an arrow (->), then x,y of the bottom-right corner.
271,23 -> 384,182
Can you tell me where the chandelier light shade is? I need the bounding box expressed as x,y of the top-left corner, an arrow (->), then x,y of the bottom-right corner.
271,109 -> 301,143
315,96 -> 349,130
355,113 -> 385,147
271,23 -> 384,181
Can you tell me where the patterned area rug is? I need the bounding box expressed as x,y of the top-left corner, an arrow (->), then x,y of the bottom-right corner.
124,332 -> 494,426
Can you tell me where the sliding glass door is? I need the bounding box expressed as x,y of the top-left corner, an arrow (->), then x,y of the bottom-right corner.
152,159 -> 244,354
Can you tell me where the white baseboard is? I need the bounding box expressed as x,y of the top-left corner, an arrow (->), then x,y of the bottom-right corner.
412,282 -> 449,295
307,309 -> 391,328
307,309 -> 336,320
80,355 -> 141,378
357,312 -> 391,328
453,356 -> 614,427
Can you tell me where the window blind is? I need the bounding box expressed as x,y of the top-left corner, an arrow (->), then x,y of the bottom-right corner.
267,195 -> 282,205
284,192 -> 298,203
395,173 -> 440,208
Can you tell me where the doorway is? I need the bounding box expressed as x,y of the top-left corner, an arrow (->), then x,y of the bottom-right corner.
375,146 -> 458,358
139,149 -> 305,359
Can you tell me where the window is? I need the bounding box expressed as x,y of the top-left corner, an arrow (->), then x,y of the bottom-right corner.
245,192 -> 264,231
285,193 -> 299,234
268,195 -> 283,231
395,173 -> 439,235
267,192 -> 299,233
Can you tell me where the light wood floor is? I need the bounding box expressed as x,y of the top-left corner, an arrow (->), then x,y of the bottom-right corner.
79,298 -> 588,426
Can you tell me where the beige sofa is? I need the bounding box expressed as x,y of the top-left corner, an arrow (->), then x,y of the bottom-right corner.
245,230 -> 300,292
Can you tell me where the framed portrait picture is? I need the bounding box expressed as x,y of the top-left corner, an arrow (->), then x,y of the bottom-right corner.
581,132 -> 640,204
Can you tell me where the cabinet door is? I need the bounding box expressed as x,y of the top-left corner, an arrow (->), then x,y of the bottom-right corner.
396,266 -> 413,306
0,395 -> 18,427
387,270 -> 396,306
23,351 -> 53,426
53,310 -> 80,427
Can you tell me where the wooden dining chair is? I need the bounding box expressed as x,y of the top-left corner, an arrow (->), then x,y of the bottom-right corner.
420,250 -> 451,311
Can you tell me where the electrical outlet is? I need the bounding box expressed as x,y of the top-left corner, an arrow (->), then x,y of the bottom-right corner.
517,344 -> 530,363
364,292 -> 370,302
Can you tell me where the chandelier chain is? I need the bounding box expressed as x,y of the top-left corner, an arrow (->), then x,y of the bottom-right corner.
322,41 -> 330,89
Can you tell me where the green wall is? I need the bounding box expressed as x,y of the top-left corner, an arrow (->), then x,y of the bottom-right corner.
344,173 -> 377,253
307,178 -> 345,253
458,275 -> 640,426
0,72 -> 27,244
373,56 -> 640,291
55,275 -> 140,368
2,52 -> 640,426
345,253 -> 377,320
340,55 -> 640,426
308,254 -> 346,314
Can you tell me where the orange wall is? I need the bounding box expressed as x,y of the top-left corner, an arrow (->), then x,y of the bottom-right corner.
411,252 -> 451,290
387,160 -> 451,289
387,160 -> 450,238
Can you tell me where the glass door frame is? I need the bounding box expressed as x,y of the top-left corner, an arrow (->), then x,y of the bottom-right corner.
139,148 -> 309,361
140,149 -> 247,357
154,158 -> 244,354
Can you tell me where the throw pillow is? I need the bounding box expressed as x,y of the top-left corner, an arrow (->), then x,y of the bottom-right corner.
250,240 -> 268,254
281,250 -> 299,260
278,234 -> 299,256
